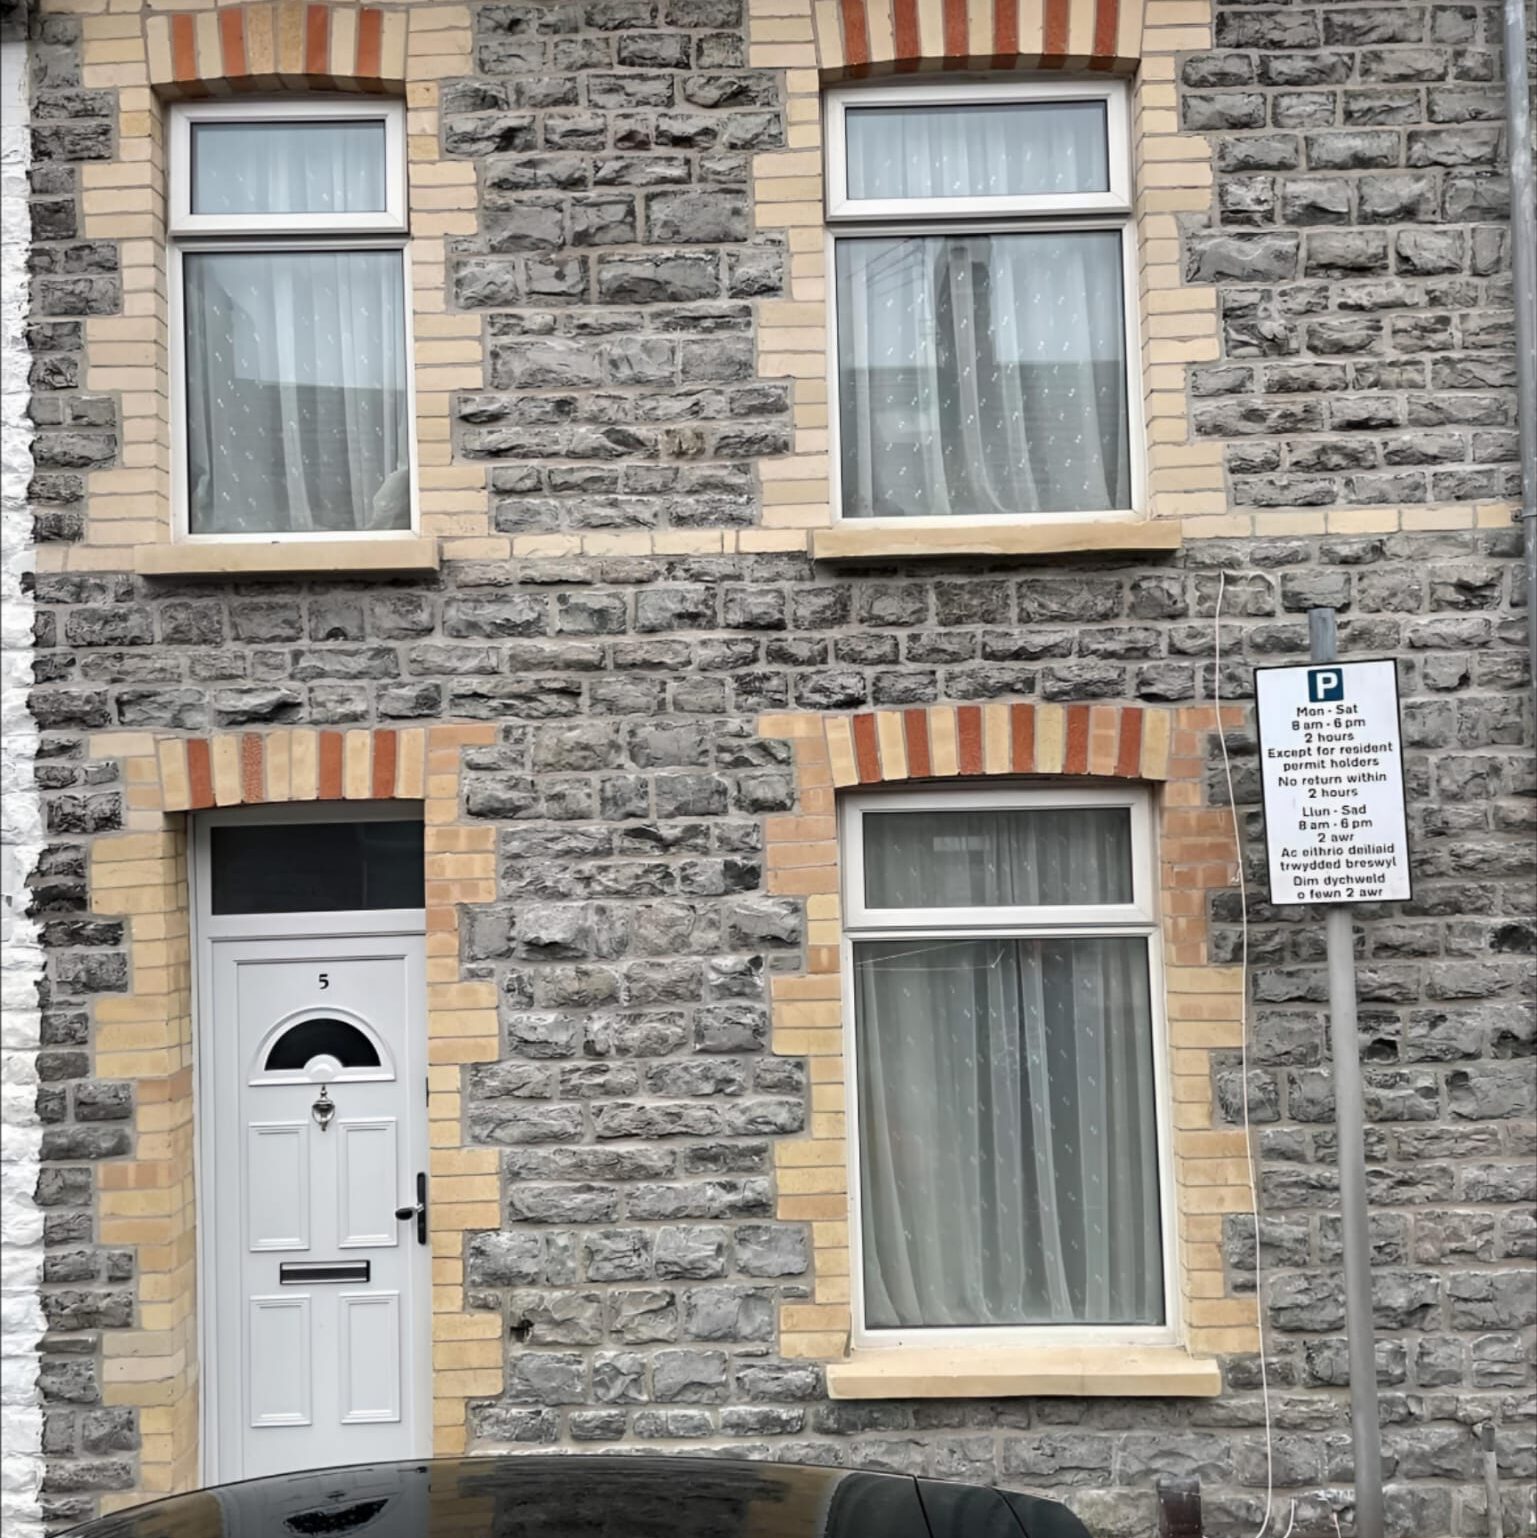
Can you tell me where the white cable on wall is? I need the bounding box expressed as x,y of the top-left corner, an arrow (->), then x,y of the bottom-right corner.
1213,570 -> 1277,1538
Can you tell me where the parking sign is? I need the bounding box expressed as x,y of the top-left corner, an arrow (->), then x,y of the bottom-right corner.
1254,658 -> 1412,907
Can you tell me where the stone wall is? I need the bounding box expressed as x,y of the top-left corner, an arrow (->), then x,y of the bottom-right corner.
18,0 -> 1537,1533
26,532 -> 1534,1535
2,27 -> 47,1538
445,0 -> 796,545
1184,1 -> 1520,520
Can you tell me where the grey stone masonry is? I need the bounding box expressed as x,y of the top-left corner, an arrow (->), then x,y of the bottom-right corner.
3,24 -> 47,1538
18,0 -> 1537,1532
25,534 -> 1536,1536
1183,2 -> 1522,512
447,0 -> 792,538
22,9 -> 115,553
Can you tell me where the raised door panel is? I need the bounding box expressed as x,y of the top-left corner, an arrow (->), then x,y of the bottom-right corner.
336,1117 -> 399,1249
247,1295 -> 311,1427
338,1292 -> 402,1425
246,1122 -> 309,1251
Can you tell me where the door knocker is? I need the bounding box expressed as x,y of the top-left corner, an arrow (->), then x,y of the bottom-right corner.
311,1085 -> 336,1132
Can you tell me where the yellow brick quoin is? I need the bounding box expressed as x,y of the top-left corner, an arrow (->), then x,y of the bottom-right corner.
758,704 -> 1258,1380
82,723 -> 506,1505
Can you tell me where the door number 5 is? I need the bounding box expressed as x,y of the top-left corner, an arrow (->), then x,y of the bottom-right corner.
318,972 -> 330,990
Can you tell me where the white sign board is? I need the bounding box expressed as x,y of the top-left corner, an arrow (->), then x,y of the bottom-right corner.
1255,658 -> 1412,907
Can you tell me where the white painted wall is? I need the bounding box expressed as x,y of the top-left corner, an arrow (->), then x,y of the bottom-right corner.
1,29 -> 46,1538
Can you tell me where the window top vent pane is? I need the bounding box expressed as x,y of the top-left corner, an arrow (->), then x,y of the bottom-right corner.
844,99 -> 1109,202
862,806 -> 1133,909
191,119 -> 388,217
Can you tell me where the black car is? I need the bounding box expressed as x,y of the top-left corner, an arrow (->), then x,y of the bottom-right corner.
66,1455 -> 1092,1538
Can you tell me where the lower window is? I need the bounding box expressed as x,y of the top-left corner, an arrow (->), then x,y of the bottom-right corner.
843,788 -> 1168,1339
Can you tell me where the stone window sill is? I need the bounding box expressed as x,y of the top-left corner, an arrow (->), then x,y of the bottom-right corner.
810,518 -> 1183,563
134,537 -> 441,578
825,1345 -> 1221,1400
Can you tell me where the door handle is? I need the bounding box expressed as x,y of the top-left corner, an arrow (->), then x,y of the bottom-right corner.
394,1172 -> 427,1245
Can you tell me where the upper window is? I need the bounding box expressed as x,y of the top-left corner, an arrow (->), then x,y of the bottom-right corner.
826,81 -> 1136,524
842,786 -> 1170,1346
169,100 -> 413,540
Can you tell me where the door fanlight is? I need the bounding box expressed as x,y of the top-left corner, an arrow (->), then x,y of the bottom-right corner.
251,1008 -> 395,1086
266,1017 -> 382,1073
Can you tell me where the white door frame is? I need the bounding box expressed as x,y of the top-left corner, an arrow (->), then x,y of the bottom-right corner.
191,802 -> 431,1484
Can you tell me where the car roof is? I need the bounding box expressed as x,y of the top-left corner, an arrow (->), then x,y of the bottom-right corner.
62,1455 -> 1086,1538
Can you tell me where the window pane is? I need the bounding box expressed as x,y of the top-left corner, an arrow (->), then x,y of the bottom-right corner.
863,806 -> 1133,909
264,1018 -> 382,1073
836,232 -> 1130,519
185,250 -> 411,535
210,821 -> 424,914
845,99 -> 1109,201
854,935 -> 1163,1329
191,120 -> 388,216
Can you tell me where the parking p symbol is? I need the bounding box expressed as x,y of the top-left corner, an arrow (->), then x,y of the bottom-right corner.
1308,668 -> 1344,703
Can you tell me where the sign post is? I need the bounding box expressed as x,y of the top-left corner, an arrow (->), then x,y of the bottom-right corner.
1254,609 -> 1405,1538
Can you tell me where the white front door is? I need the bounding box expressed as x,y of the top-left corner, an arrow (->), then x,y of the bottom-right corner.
203,928 -> 429,1480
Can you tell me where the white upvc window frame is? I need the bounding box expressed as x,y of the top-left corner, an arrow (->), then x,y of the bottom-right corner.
167,98 -> 419,544
839,782 -> 1178,1352
168,97 -> 408,236
824,77 -> 1146,528
192,799 -> 427,943
825,77 -> 1132,220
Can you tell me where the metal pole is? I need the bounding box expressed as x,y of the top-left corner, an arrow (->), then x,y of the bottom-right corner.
1482,1423 -> 1505,1538
1502,0 -> 1537,704
1309,608 -> 1385,1538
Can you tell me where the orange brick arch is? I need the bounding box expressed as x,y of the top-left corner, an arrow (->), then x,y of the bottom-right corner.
150,726 -> 428,813
813,0 -> 1143,76
814,701 -> 1172,787
147,2 -> 407,97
